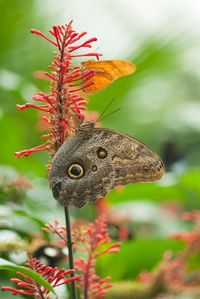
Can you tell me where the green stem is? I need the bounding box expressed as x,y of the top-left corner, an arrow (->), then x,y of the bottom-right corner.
36,282 -> 45,299
84,253 -> 91,299
65,207 -> 77,299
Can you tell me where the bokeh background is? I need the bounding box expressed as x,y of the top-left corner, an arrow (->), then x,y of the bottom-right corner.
0,0 -> 200,298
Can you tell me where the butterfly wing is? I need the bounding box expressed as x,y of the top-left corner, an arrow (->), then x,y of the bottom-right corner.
81,60 -> 136,94
49,126 -> 165,208
49,134 -> 116,208
92,127 -> 165,186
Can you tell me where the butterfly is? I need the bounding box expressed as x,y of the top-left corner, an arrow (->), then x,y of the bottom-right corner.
49,121 -> 165,208
80,60 -> 136,94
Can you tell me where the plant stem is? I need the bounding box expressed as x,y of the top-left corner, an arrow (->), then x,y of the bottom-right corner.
84,253 -> 91,299
36,282 -> 45,299
65,206 -> 77,299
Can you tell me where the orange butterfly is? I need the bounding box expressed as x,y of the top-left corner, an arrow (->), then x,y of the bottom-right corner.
80,59 -> 136,94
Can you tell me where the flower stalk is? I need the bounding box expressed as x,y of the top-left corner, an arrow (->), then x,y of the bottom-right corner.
65,207 -> 77,299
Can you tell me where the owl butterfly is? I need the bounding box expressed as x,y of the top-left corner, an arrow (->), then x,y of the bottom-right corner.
49,121 -> 165,208
81,60 -> 136,94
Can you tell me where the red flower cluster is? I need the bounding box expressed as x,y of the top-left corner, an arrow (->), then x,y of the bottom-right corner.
138,210 -> 200,296
139,251 -> 190,291
43,214 -> 121,298
44,219 -> 69,244
171,210 -> 200,248
74,214 -> 121,299
14,21 -> 102,167
1,257 -> 80,298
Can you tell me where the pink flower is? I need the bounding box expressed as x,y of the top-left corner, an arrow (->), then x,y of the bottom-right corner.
14,21 -> 102,168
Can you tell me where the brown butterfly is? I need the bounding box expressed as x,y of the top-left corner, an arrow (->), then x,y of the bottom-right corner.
81,60 -> 136,94
49,121 -> 165,208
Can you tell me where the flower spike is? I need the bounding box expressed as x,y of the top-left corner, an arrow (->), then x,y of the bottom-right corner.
15,21 -> 102,168
74,214 -> 121,299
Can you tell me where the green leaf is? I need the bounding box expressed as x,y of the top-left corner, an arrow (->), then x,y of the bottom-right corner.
180,169 -> 200,196
108,182 -> 185,204
0,258 -> 57,296
97,239 -> 184,281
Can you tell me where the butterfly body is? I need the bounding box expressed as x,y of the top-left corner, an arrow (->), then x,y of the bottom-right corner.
49,122 -> 165,208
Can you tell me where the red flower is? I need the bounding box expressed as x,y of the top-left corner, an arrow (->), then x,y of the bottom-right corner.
14,21 -> 102,168
1,257 -> 80,298
138,210 -> 200,296
74,214 -> 121,299
170,210 -> 200,248
182,210 -> 200,222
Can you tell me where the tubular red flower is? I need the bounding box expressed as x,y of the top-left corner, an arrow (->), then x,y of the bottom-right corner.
15,21 -> 102,168
31,29 -> 58,46
14,142 -> 50,158
17,104 -> 50,112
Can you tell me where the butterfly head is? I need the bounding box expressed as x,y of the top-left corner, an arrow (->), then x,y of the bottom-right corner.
76,121 -> 96,138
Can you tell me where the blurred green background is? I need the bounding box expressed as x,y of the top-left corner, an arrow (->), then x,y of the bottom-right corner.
0,0 -> 200,298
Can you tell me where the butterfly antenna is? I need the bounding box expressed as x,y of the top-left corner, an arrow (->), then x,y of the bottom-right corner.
99,108 -> 120,122
97,98 -> 115,122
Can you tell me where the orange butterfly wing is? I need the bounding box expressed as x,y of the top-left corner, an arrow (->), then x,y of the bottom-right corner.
81,60 -> 136,94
